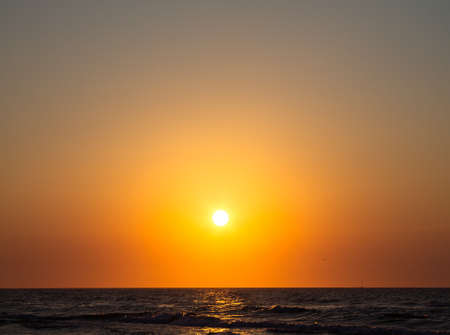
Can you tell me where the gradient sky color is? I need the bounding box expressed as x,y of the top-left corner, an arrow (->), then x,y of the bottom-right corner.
1,1 -> 450,288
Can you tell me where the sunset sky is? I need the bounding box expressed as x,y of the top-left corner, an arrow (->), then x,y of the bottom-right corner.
1,1 -> 449,288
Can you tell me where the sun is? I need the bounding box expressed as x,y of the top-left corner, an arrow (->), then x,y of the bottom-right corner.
212,210 -> 229,226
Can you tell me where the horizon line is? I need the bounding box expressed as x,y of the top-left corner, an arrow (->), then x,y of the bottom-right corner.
1,286 -> 449,289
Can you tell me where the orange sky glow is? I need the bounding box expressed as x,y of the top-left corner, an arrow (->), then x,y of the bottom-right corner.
1,1 -> 449,288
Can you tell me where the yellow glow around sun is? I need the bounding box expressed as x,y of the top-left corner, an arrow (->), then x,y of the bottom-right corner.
212,210 -> 229,226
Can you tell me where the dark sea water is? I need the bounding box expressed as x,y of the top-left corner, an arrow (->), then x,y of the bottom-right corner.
1,288 -> 449,335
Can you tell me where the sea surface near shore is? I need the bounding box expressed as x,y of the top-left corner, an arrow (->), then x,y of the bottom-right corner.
1,288 -> 449,334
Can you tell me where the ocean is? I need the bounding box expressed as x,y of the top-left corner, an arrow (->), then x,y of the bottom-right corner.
0,288 -> 449,334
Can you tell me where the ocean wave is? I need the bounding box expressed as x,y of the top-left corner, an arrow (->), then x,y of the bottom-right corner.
381,312 -> 430,320
266,305 -> 313,313
427,301 -> 450,308
238,304 -> 317,314
266,324 -> 450,335
2,311 -> 449,335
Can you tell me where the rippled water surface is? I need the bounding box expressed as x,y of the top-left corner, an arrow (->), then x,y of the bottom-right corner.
1,288 -> 449,334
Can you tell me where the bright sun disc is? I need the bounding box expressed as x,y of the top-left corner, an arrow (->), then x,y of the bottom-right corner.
212,210 -> 229,226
